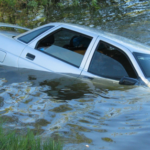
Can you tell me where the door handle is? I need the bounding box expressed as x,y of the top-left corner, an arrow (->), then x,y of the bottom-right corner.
26,53 -> 35,60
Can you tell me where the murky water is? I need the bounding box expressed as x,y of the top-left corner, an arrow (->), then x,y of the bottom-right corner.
1,0 -> 150,149
0,66 -> 150,150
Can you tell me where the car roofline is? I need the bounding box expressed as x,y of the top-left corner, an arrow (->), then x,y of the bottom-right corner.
14,22 -> 61,40
47,22 -> 150,54
13,21 -> 150,54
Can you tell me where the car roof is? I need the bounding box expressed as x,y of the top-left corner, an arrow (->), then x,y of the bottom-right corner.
48,22 -> 150,54
15,22 -> 150,54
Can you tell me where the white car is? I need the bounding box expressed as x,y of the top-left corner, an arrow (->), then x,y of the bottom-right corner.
0,22 -> 150,86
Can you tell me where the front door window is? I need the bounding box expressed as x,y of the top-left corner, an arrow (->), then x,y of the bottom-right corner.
36,28 -> 92,67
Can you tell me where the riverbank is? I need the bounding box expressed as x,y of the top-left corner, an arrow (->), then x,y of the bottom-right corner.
0,121 -> 62,150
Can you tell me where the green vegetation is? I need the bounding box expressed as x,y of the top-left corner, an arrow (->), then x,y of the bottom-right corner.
0,0 -> 115,28
0,123 -> 63,150
101,137 -> 113,142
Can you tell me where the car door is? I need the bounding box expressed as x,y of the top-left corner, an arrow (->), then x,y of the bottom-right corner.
18,24 -> 98,75
80,37 -> 139,87
0,34 -> 27,68
0,50 -> 6,63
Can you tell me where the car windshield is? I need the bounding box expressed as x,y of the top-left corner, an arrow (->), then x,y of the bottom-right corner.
134,52 -> 150,77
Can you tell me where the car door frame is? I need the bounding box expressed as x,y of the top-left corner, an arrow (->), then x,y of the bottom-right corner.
81,36 -> 146,84
18,24 -> 98,74
28,24 -> 98,71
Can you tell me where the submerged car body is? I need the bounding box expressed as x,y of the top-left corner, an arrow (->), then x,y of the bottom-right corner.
0,22 -> 150,86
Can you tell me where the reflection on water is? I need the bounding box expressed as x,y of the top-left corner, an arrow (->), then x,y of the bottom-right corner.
1,0 -> 150,149
0,66 -> 150,149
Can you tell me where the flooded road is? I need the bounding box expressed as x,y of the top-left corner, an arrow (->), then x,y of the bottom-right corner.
1,0 -> 150,149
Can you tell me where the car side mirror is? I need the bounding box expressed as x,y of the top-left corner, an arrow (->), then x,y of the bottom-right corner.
119,76 -> 139,85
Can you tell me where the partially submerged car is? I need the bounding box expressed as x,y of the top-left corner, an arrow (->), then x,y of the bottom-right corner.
0,22 -> 150,86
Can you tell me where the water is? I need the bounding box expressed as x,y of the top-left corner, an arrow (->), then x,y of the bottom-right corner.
0,66 -> 150,149
1,0 -> 150,149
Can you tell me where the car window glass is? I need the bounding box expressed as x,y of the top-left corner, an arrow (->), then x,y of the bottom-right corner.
18,26 -> 54,43
134,52 -> 150,77
88,41 -> 137,80
36,28 -> 92,67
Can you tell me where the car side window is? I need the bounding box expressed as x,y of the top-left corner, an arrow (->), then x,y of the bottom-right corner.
88,41 -> 137,80
36,28 -> 92,67
18,26 -> 54,43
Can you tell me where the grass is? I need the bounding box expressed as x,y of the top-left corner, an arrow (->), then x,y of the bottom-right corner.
0,124 -> 63,150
